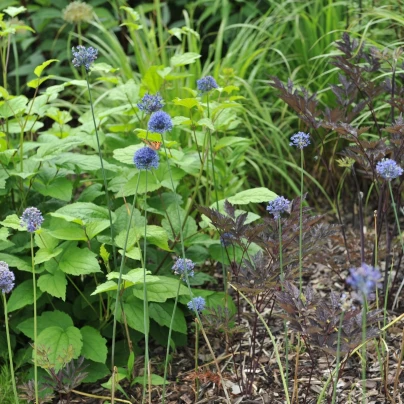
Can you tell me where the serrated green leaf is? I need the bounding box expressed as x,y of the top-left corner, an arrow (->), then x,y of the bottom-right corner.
7,280 -> 43,312
135,225 -> 171,251
132,276 -> 187,302
143,65 -> 164,93
226,187 -> 278,205
33,177 -> 73,201
4,6 -> 26,17
37,268 -> 67,300
149,301 -> 187,333
35,247 -> 63,265
36,326 -> 82,371
197,118 -> 215,131
34,59 -> 58,77
214,136 -> 250,151
116,172 -> 161,197
170,52 -> 201,67
172,97 -> 201,110
118,299 -> 148,334
27,76 -> 54,89
59,244 -> 101,275
80,326 -> 107,363
0,253 -> 30,271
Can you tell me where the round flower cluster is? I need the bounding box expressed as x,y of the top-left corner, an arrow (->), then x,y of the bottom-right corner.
172,258 -> 195,278
267,196 -> 290,220
0,261 -> 15,294
20,207 -> 44,233
346,263 -> 381,302
197,76 -> 218,93
63,1 -> 93,23
72,45 -> 98,71
289,132 -> 311,149
376,158 -> 403,181
187,296 -> 206,313
133,147 -> 159,170
137,93 -> 164,114
147,111 -> 173,134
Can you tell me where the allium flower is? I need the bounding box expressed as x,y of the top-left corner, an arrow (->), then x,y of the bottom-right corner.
172,258 -> 195,278
72,45 -> 98,71
346,263 -> 382,302
290,131 -> 311,149
267,196 -> 290,220
137,93 -> 164,114
133,147 -> 159,170
220,232 -> 236,247
147,111 -> 173,134
20,207 -> 44,233
187,296 -> 206,313
376,158 -> 403,181
197,76 -> 219,93
63,1 -> 93,23
0,261 -> 15,294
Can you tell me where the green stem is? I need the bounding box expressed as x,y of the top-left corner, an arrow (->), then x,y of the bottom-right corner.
362,300 -> 368,404
298,148 -> 304,294
85,72 -> 118,273
194,318 -> 200,393
3,293 -> 18,404
31,233 -> 38,404
332,311 -> 345,404
111,174 -> 141,369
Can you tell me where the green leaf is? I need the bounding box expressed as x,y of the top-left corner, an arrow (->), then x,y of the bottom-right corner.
226,187 -> 278,205
59,244 -> 101,275
132,276 -> 188,302
149,301 -> 187,334
0,96 -> 28,119
35,247 -> 63,265
32,176 -> 73,201
113,144 -> 141,165
143,66 -> 164,93
34,59 -> 58,77
82,360 -> 110,383
91,280 -> 118,295
214,136 -> 250,151
118,299 -> 148,334
4,6 -> 26,17
17,310 -> 73,340
133,374 -> 165,385
116,172 -> 162,197
27,76 -> 54,89
36,326 -> 82,371
80,326 -> 107,363
197,118 -> 215,131
37,268 -> 67,300
172,97 -> 201,110
0,253 -> 30,271
170,52 -> 201,67
135,225 -> 171,251
162,206 -> 197,244
7,280 -> 43,313
48,224 -> 87,241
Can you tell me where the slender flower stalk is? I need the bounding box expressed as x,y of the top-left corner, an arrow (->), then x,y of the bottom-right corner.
21,207 -> 44,404
290,132 -> 310,293
0,262 -> 18,404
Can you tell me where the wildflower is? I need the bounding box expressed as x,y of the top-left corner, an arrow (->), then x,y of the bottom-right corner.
20,207 -> 44,233
172,258 -> 195,278
220,232 -> 236,247
72,45 -> 98,71
147,111 -> 173,134
197,76 -> 218,93
63,1 -> 93,23
133,147 -> 159,170
187,296 -> 206,313
290,131 -> 311,149
137,93 -> 164,114
266,196 -> 290,220
0,262 -> 15,294
346,263 -> 381,302
376,158 -> 403,181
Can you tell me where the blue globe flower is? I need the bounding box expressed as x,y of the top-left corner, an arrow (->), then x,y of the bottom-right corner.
147,111 -> 173,134
172,258 -> 195,278
133,147 -> 159,170
72,45 -> 98,71
137,93 -> 164,114
197,76 -> 219,93
290,132 -> 311,149
267,196 -> 290,220
376,158 -> 403,181
0,261 -> 14,294
347,263 -> 381,302
187,296 -> 206,313
20,207 -> 44,233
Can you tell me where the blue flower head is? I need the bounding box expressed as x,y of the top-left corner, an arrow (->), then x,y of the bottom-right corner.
267,196 -> 290,220
172,258 -> 195,278
376,158 -> 403,181
290,132 -> 311,149
137,93 -> 164,114
133,147 -> 159,170
220,232 -> 236,247
197,76 -> 218,93
72,45 -> 98,71
21,207 -> 44,233
187,296 -> 206,313
0,261 -> 15,294
346,263 -> 381,302
147,111 -> 173,134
